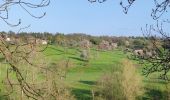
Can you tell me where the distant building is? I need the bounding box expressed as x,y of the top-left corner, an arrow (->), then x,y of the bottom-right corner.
26,36 -> 48,45
36,39 -> 48,45
6,37 -> 11,42
42,40 -> 48,45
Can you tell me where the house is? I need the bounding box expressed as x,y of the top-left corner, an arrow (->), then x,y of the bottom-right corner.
26,36 -> 48,45
6,37 -> 11,42
42,40 -> 48,45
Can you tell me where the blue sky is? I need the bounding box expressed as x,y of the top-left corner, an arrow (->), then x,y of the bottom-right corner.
0,0 -> 169,36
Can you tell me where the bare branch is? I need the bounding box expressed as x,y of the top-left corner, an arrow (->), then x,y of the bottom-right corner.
0,0 -> 50,26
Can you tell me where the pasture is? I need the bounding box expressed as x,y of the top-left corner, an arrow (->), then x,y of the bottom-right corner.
43,45 -> 170,100
0,45 -> 169,100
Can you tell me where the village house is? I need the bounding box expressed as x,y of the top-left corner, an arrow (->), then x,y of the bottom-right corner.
26,36 -> 48,45
42,40 -> 48,45
3,34 -> 21,45
6,37 -> 11,42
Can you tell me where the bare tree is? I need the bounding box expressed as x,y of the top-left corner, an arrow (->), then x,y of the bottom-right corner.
0,31 -> 49,99
0,0 -> 50,99
88,0 -> 170,20
141,21 -> 170,80
0,0 -> 50,26
89,0 -> 170,80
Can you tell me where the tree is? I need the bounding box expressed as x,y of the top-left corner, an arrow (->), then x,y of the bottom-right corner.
94,60 -> 143,100
141,21 -> 170,80
89,0 -> 170,80
132,39 -> 145,49
0,0 -> 170,99
0,0 -> 50,26
0,0 -> 50,99
88,0 -> 170,20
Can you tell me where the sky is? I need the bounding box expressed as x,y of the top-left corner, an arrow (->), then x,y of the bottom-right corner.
0,0 -> 169,36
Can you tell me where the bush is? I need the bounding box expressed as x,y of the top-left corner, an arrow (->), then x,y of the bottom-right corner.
94,72 -> 125,100
121,60 -> 143,100
94,59 -> 143,100
80,50 -> 90,61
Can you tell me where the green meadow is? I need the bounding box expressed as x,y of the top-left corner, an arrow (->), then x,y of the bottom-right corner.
0,45 -> 169,99
42,45 -> 170,100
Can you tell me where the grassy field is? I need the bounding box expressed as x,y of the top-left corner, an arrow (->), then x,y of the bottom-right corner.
43,45 -> 125,99
0,45 -> 169,99
43,45 -> 170,100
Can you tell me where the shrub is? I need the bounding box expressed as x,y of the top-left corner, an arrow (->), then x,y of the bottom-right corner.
94,72 -> 125,100
94,59 -> 143,100
121,60 -> 143,100
80,50 -> 90,61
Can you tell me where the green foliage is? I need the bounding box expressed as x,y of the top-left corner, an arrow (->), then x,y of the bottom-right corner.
118,38 -> 126,47
90,37 -> 101,45
132,39 -> 146,49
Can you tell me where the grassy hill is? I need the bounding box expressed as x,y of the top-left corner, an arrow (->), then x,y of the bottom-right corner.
0,45 -> 169,99
43,45 -> 125,99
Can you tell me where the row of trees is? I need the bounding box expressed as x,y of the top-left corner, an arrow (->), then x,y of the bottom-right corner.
1,31 -> 158,48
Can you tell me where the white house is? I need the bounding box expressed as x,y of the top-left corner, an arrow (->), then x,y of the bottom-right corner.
42,40 -> 48,45
6,37 -> 11,42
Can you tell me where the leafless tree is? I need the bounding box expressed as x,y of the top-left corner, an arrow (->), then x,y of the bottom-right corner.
89,0 -> 170,80
0,30 -> 49,99
0,0 -> 50,26
88,0 -> 170,20
0,0 -> 50,99
141,21 -> 170,80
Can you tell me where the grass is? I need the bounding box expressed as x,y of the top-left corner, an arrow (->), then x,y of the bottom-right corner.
0,45 -> 169,100
44,45 -> 170,100
43,45 -> 126,99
